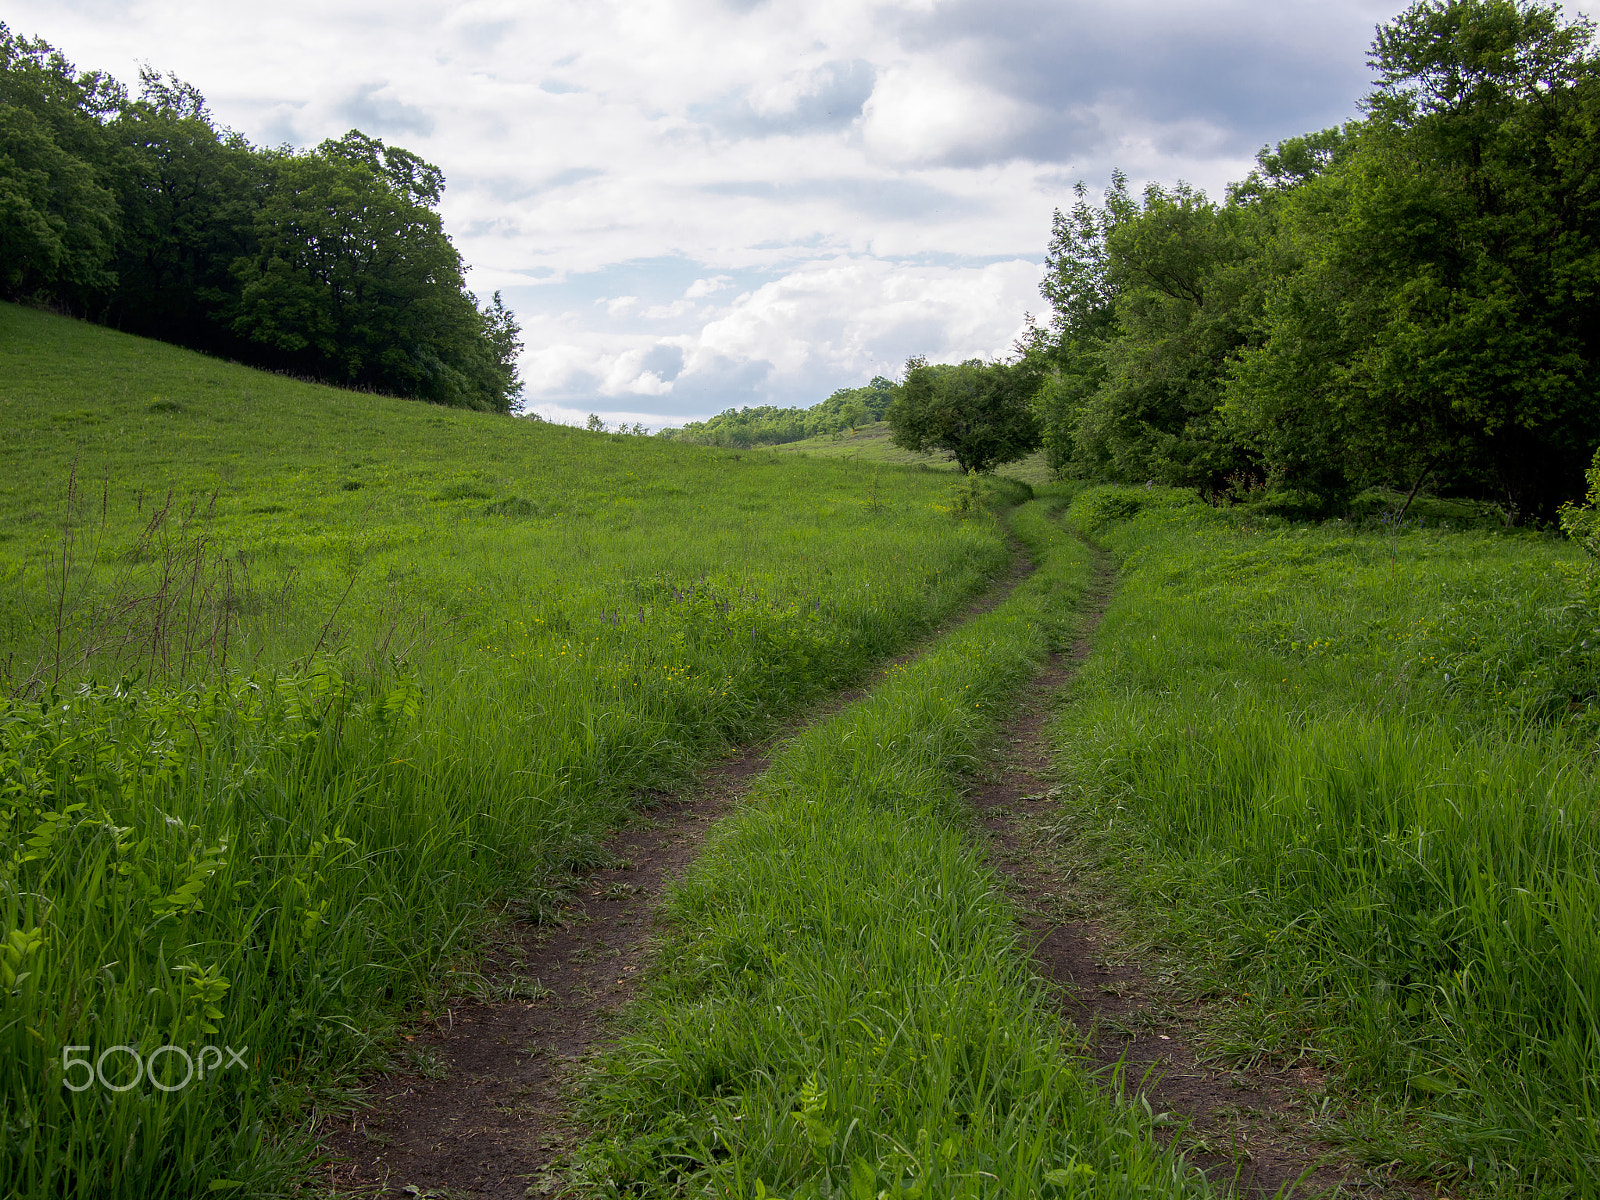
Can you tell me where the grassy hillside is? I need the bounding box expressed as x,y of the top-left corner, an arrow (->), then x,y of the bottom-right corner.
0,303 -> 1021,1198
772,421 -> 1056,488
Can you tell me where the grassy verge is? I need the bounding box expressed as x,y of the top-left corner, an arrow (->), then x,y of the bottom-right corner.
0,306 -> 1031,1198
1045,485 -> 1600,1195
572,496 -> 1205,1199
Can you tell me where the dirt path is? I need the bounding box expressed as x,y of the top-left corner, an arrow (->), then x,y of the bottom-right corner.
316,546 -> 1038,1198
969,541 -> 1364,1198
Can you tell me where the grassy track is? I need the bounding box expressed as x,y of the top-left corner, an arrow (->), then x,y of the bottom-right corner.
0,304 -> 1027,1198
572,496 -> 1206,1199
1047,486 -> 1600,1195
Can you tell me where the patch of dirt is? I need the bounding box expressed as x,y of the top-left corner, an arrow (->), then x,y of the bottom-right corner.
969,545 -> 1385,1198
316,754 -> 759,1199
314,541 -> 1038,1198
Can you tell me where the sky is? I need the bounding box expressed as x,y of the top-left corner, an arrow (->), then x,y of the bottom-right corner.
14,0 -> 1599,427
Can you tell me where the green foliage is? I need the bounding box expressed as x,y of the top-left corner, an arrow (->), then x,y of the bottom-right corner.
887,356 -> 1043,474
0,305 -> 1015,1196
229,132 -> 517,412
1052,485 -> 1600,1191
575,499 -> 1202,1198
0,25 -> 119,301
1230,0 -> 1600,521
661,377 -> 901,448
0,27 -> 521,412
1558,445 -> 1600,557
1083,182 -> 1268,490
1035,0 -> 1600,521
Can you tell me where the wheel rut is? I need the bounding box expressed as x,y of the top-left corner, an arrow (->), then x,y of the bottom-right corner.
970,539 -> 1364,1199
315,544 -> 1037,1198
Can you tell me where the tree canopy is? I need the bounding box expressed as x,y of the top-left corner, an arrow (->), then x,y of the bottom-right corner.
887,356 -> 1043,474
1031,0 -> 1600,521
0,26 -> 521,413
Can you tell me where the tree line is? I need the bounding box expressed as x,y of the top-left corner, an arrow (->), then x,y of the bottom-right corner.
884,0 -> 1599,524
0,26 -> 522,413
1028,0 -> 1600,523
658,377 -> 900,447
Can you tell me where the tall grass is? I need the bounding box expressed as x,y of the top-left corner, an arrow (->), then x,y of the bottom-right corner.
574,498 -> 1206,1198
1048,486 -> 1600,1194
0,305 -> 1027,1197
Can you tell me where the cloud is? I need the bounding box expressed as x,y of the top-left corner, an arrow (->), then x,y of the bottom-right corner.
334,81 -> 435,137
860,61 -> 1029,166
519,255 -> 1041,421
685,275 -> 733,298
689,58 -> 876,137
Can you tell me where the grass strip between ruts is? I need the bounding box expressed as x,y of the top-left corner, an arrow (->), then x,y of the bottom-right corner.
571,496 -> 1208,1199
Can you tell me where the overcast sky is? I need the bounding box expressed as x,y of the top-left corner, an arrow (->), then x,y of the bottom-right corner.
14,0 -> 1599,426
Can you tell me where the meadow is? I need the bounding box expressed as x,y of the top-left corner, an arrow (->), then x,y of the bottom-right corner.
1049,487 -> 1600,1195
0,303 -> 1015,1197
8,297 -> 1599,1199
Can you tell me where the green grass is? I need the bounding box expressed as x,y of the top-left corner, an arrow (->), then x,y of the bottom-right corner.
571,496 -> 1207,1199
771,422 -> 1057,489
0,303 -> 1030,1198
1045,486 -> 1600,1196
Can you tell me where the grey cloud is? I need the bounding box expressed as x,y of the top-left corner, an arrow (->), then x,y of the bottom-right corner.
335,81 -> 435,137
689,59 -> 875,138
640,344 -> 685,381
253,107 -> 306,150
884,1 -> 1377,167
543,166 -> 605,189
454,19 -> 513,51
462,167 -> 605,203
668,355 -> 773,407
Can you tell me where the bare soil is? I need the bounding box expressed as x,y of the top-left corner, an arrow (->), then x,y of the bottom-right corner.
968,545 -> 1394,1198
314,549 -> 1037,1197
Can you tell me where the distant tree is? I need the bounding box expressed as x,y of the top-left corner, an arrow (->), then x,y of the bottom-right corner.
887,356 -> 1044,474
860,375 -> 899,420
658,378 -> 902,448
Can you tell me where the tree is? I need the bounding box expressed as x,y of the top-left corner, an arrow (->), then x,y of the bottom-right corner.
230,131 -> 521,412
1229,0 -> 1600,520
101,68 -> 271,353
887,356 -> 1043,474
0,24 -> 119,304
0,30 -> 524,414
1031,173 -> 1275,493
